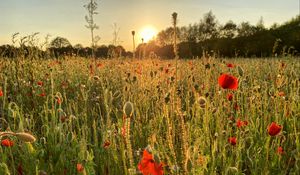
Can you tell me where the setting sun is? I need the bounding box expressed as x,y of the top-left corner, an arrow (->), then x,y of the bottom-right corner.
140,26 -> 157,42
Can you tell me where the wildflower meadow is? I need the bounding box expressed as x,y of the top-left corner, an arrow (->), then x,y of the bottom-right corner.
0,56 -> 299,174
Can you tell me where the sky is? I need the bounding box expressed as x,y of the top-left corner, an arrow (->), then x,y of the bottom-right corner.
0,0 -> 299,50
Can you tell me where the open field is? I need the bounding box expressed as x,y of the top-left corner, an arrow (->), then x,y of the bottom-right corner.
0,57 -> 299,174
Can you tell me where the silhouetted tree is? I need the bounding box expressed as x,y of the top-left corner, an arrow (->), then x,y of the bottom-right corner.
198,11 -> 219,41
237,22 -> 257,37
50,37 -> 71,48
256,16 -> 266,32
220,20 -> 237,38
156,27 -> 173,46
94,45 -> 108,58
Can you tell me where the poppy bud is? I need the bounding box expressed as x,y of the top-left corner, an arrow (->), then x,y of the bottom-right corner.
15,132 -> 36,142
198,96 -> 207,108
237,66 -> 244,76
123,101 -> 134,117
93,76 -> 100,81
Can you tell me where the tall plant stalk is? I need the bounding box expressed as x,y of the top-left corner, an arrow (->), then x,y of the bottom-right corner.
131,31 -> 136,59
172,12 -> 178,59
84,0 -> 100,58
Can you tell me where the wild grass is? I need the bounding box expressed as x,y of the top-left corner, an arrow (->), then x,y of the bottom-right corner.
0,56 -> 299,174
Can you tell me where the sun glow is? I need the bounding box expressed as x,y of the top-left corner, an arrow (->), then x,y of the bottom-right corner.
140,26 -> 157,42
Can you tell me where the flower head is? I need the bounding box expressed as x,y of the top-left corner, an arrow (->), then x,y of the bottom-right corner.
227,93 -> 233,101
138,150 -> 164,175
218,74 -> 238,90
103,140 -> 111,149
268,122 -> 282,136
278,91 -> 285,97
77,163 -> 84,173
228,137 -> 237,146
39,92 -> 46,97
236,119 -> 248,128
227,63 -> 235,68
277,146 -> 284,155
37,81 -> 43,86
1,138 -> 14,147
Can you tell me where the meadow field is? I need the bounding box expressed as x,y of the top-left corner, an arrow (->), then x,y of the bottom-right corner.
0,56 -> 299,175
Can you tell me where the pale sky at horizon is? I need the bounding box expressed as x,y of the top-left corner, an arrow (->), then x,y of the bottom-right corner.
0,0 -> 299,50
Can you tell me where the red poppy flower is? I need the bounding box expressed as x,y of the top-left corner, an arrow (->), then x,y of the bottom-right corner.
76,163 -> 84,173
228,137 -> 237,146
278,91 -> 285,97
234,103 -> 240,111
138,150 -> 164,175
135,68 -> 142,75
268,122 -> 282,136
164,68 -> 169,74
236,119 -> 248,128
277,146 -> 284,155
227,93 -> 233,101
218,74 -> 238,90
0,90 -> 3,97
227,63 -> 235,68
60,115 -> 67,123
37,81 -> 43,86
39,93 -> 46,97
103,140 -> 111,149
1,139 -> 14,147
97,63 -> 104,68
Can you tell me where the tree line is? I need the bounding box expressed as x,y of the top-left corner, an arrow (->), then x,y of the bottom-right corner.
0,11 -> 299,59
0,36 -> 131,59
138,11 -> 300,58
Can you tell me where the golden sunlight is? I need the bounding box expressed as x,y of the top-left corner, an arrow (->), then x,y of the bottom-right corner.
139,26 -> 157,42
